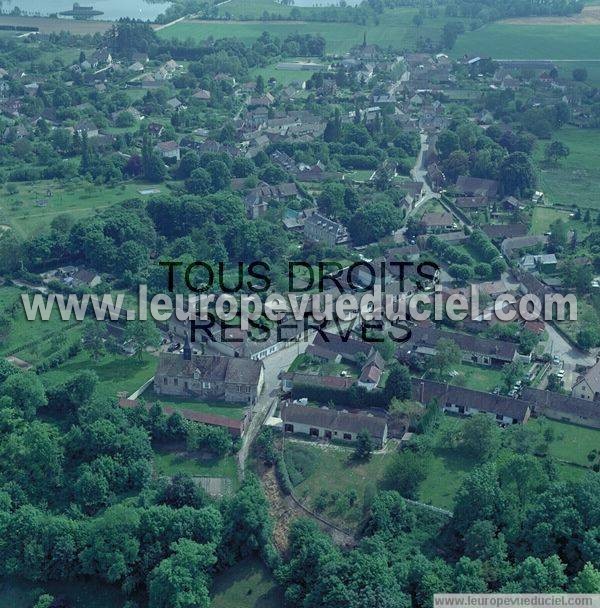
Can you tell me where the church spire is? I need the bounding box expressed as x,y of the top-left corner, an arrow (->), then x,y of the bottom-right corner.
183,331 -> 192,361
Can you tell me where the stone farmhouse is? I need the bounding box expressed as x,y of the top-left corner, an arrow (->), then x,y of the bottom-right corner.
154,336 -> 264,405
412,379 -> 531,425
281,403 -> 388,447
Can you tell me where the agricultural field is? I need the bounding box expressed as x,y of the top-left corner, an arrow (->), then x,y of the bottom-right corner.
453,22 -> 600,60
532,127 -> 600,210
0,179 -> 161,239
160,9 -> 455,55
211,558 -> 283,608
248,64 -> 316,86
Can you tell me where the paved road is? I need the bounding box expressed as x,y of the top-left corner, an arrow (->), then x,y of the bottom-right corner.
543,322 -> 595,369
238,335 -> 315,477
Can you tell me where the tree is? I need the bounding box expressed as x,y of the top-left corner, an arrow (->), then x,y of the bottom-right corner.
124,320 -> 160,360
0,372 -> 47,418
348,199 -> 403,245
384,364 -> 412,403
355,430 -> 374,460
255,74 -> 265,94
577,328 -> 598,351
185,168 -> 212,195
430,338 -> 461,380
206,160 -> 230,191
148,539 -> 216,608
83,321 -> 108,360
462,414 -> 501,461
502,360 -> 524,391
573,68 -> 588,82
500,152 -> 536,197
548,218 -> 568,249
571,563 -> 600,592
547,373 -> 562,392
544,141 -> 570,166
384,450 -> 431,499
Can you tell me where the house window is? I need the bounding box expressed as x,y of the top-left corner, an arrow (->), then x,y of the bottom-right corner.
309,427 -> 319,437
163,377 -> 167,384
343,433 -> 352,440
284,424 -> 294,433
174,378 -> 178,386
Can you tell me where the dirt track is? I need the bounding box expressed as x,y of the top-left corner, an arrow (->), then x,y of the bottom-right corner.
502,6 -> 600,25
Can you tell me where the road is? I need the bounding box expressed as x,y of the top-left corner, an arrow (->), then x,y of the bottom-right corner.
543,322 -> 595,369
237,335 -> 315,477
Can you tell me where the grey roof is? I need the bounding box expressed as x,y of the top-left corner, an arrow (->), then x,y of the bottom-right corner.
312,331 -> 374,359
522,387 -> 600,421
574,360 -> 600,396
456,175 -> 499,198
282,404 -> 387,439
411,378 -> 530,422
455,196 -> 488,209
406,326 -> 517,362
156,353 -> 262,386
483,223 -> 528,240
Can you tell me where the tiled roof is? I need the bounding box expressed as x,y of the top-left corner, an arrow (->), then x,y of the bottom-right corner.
282,404 -> 387,439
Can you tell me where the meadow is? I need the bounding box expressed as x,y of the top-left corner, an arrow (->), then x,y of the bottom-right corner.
0,179 -> 160,238
452,22 -> 600,60
532,127 -> 600,209
159,9 -> 455,55
141,388 -> 248,420
211,557 -> 283,608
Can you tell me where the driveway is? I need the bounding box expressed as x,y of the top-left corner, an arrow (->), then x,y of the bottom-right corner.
543,322 -> 595,369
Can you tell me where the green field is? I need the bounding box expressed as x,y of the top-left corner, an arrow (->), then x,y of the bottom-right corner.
541,418 -> 600,467
453,23 -> 600,60
0,285 -> 79,359
142,388 -> 248,420
287,442 -> 395,527
452,362 -> 504,392
154,446 -> 238,478
0,179 -> 160,238
0,578 -> 138,608
160,9 -> 454,54
532,127 -> 600,209
211,558 -> 283,608
249,63 -> 316,86
42,351 -> 157,400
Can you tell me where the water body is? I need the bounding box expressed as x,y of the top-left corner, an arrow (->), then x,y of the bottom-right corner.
0,0 -> 171,21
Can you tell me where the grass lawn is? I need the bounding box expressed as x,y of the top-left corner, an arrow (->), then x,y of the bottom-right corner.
536,418 -> 600,467
161,9 -> 458,54
419,446 -> 477,510
532,127 -> 600,209
249,64 -> 316,86
530,207 -> 573,234
287,442 -> 395,527
0,179 -> 161,238
211,557 -> 283,608
0,578 -> 139,608
0,285 -> 80,361
451,362 -> 504,393
142,388 -> 248,420
453,23 -> 600,60
154,446 -> 238,479
41,351 -> 157,400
